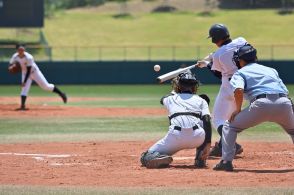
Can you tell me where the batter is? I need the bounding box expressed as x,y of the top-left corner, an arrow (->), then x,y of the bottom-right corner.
197,23 -> 246,156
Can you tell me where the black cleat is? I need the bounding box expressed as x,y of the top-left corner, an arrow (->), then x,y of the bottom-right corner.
213,160 -> 233,172
15,106 -> 29,111
235,143 -> 244,156
60,93 -> 67,104
209,142 -> 244,157
194,159 -> 207,168
209,142 -> 222,157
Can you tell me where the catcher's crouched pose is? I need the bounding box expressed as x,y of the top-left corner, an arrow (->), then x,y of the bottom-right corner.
140,72 -> 212,168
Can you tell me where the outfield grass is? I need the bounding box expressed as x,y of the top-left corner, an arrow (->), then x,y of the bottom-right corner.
1,10 -> 294,60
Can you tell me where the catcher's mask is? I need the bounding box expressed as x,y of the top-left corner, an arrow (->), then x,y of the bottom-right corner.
177,72 -> 199,93
233,44 -> 257,69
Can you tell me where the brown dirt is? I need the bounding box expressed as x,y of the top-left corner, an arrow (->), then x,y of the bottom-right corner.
0,98 -> 293,187
0,141 -> 293,187
0,97 -> 166,118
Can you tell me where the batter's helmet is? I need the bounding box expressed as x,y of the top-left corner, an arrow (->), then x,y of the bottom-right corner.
177,72 -> 199,93
208,24 -> 230,43
233,44 -> 257,67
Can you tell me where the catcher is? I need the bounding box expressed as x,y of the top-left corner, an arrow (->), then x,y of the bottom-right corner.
140,72 -> 212,168
9,44 -> 67,110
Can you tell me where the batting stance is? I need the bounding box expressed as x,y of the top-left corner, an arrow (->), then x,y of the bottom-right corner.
197,23 -> 245,157
141,72 -> 212,168
9,44 -> 67,110
213,44 -> 294,171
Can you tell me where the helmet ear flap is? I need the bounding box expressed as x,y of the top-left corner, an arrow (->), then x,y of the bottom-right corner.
233,50 -> 241,69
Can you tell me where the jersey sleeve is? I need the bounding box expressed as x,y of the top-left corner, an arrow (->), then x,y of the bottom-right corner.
26,56 -> 34,67
230,71 -> 245,91
211,53 -> 222,72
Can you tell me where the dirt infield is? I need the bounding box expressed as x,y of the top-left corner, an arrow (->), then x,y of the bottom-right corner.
0,141 -> 293,187
0,96 -> 166,118
0,97 -> 293,187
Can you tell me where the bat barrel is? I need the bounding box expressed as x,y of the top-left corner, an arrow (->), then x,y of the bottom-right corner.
156,64 -> 197,83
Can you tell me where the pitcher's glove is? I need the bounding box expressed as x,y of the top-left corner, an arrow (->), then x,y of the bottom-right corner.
8,62 -> 21,74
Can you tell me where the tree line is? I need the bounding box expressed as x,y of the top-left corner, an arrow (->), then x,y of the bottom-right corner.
44,0 -> 294,16
218,0 -> 294,9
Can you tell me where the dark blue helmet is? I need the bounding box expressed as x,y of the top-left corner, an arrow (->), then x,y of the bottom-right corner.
177,72 -> 199,93
208,24 -> 230,43
233,44 -> 257,68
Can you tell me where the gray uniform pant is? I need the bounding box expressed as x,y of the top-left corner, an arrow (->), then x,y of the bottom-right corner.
222,96 -> 294,162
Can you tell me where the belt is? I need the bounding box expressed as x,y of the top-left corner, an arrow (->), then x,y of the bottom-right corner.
174,125 -> 198,131
251,93 -> 287,103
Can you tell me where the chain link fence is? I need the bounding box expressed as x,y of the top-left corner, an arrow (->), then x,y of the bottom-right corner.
1,44 -> 294,62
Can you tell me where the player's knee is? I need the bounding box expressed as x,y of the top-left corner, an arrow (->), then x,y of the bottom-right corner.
40,83 -> 54,91
223,122 -> 243,133
140,151 -> 173,169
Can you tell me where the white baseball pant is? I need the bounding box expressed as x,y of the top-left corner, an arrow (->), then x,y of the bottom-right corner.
212,77 -> 236,129
21,67 -> 54,96
148,125 -> 205,155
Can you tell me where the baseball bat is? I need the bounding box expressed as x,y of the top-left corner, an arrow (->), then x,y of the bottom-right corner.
156,63 -> 199,83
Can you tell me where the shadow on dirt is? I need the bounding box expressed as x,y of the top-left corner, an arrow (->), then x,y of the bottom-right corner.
235,168 -> 294,173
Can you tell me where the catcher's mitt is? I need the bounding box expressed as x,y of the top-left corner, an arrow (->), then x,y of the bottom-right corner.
171,77 -> 179,93
8,62 -> 21,74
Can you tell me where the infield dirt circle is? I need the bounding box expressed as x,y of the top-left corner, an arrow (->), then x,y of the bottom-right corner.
0,98 -> 293,187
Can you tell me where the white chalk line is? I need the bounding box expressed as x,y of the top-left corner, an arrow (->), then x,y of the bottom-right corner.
0,152 -> 93,166
50,162 -> 92,166
0,152 -> 74,158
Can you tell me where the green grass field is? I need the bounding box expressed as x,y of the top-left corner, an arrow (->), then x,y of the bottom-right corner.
1,9 -> 294,60
0,85 -> 293,194
0,84 -> 293,143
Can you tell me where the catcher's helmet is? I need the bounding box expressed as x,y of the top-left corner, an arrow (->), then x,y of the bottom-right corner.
208,24 -> 230,43
233,44 -> 257,68
177,72 -> 199,93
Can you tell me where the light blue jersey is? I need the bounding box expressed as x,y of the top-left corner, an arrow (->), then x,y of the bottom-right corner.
230,63 -> 288,101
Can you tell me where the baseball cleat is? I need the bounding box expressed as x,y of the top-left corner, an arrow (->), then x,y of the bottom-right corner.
60,93 -> 67,104
235,143 -> 244,156
213,160 -> 233,172
146,156 -> 173,169
15,106 -> 29,111
209,142 -> 222,157
194,159 -> 207,168
209,142 -> 244,157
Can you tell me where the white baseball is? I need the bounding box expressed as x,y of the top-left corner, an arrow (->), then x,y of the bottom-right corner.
154,64 -> 161,72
